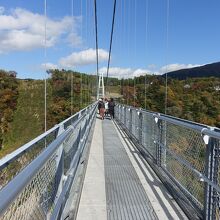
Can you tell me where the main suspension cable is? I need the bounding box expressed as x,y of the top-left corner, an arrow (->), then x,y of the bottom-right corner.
94,0 -> 99,98
105,0 -> 117,90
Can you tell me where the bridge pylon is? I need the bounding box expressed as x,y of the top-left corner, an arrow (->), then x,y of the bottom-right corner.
97,71 -> 105,100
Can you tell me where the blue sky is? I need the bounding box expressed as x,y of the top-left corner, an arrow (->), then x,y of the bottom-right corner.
0,0 -> 220,79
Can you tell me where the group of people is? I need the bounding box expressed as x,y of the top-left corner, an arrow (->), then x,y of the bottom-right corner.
98,98 -> 115,120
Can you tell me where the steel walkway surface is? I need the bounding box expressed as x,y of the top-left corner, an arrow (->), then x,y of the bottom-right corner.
76,118 -> 188,220
103,119 -> 158,220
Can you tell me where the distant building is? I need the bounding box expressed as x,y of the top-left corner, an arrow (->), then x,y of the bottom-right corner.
183,84 -> 191,89
214,85 -> 220,91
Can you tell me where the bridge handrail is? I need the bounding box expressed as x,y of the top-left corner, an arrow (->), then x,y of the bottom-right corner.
0,102 -> 97,219
0,125 -> 59,170
115,103 -> 220,219
121,104 -> 220,138
0,127 -> 73,215
50,105 -> 97,220
156,114 -> 220,137
50,114 -> 92,220
0,103 -> 96,170
126,105 -> 220,133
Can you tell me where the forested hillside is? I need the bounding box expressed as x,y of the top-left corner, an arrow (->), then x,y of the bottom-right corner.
0,70 -> 96,158
2,79 -> 50,157
119,76 -> 220,127
0,68 -> 219,158
0,70 -> 19,154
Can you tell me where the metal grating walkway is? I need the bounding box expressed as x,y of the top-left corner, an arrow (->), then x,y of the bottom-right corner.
103,119 -> 158,220
76,118 -> 188,220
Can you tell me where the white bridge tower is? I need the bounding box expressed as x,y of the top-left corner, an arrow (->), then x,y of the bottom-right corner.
97,71 -> 105,99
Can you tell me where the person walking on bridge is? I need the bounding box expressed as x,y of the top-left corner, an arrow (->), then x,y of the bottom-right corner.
98,99 -> 101,114
98,98 -> 105,120
104,98 -> 109,117
108,98 -> 115,119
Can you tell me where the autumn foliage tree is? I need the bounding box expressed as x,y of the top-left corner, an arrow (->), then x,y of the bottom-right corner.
47,69 -> 93,128
120,76 -> 220,127
0,70 -> 18,149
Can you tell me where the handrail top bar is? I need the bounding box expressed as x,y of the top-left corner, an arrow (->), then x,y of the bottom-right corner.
0,125 -> 59,169
0,127 -> 73,216
157,114 -> 220,139
156,114 -> 208,132
119,103 -> 215,129
60,103 -> 92,125
117,103 -> 220,139
155,113 -> 220,139
0,102 -> 97,169
201,128 -> 220,140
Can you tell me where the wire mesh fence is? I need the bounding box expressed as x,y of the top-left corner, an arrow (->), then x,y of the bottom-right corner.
63,128 -> 81,174
2,153 -> 57,220
115,104 -> 220,219
0,129 -> 58,189
161,120 -> 207,209
164,122 -> 206,174
141,112 -> 157,159
164,150 -> 205,208
0,103 -> 97,219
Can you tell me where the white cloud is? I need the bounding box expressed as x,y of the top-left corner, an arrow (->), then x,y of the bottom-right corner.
0,8 -> 81,53
98,63 -> 202,78
41,62 -> 58,71
59,48 -> 109,68
159,63 -> 201,74
99,67 -> 132,78
66,32 -> 82,47
99,67 -> 150,78
133,68 -> 150,77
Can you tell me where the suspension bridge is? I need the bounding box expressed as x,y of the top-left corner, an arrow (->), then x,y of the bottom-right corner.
0,0 -> 220,220
0,102 -> 220,220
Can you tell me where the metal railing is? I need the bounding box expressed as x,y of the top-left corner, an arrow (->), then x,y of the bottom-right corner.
115,104 -> 220,220
0,103 -> 97,220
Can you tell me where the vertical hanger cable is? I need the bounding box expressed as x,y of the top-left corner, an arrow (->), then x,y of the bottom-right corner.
165,0 -> 170,114
145,0 -> 149,110
134,0 -> 137,107
44,0 -> 47,132
80,0 -> 83,108
71,0 -> 74,115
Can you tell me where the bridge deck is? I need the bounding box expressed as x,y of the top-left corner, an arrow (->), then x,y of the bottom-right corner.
76,117 -> 188,220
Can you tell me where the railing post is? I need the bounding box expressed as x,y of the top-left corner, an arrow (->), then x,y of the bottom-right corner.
134,109 -> 137,137
204,135 -> 219,220
155,117 -> 163,166
124,106 -> 126,126
78,111 -> 81,119
117,105 -> 120,121
129,108 -> 132,132
54,124 -> 65,204
137,111 -> 143,143
120,105 -> 122,122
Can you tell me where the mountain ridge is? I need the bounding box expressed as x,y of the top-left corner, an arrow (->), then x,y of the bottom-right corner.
162,62 -> 220,79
